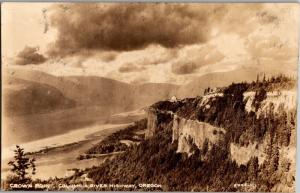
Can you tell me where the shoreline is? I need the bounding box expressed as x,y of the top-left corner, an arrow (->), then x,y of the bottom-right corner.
2,123 -> 132,180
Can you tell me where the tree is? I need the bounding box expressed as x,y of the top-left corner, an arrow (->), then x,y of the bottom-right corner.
202,139 -> 209,156
8,145 -> 36,183
269,143 -> 280,173
253,88 -> 267,111
247,157 -> 259,181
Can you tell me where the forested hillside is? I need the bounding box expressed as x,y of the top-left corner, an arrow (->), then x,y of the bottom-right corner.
7,75 -> 295,192
87,75 -> 296,192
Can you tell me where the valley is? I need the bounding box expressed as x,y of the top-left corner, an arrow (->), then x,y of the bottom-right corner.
2,68 -> 297,192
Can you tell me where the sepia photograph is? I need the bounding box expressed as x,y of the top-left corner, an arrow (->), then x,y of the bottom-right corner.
1,2 -> 299,192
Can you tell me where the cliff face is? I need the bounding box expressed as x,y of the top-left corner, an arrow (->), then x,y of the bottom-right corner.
146,88 -> 296,160
243,90 -> 297,117
145,108 -> 159,138
172,115 -> 226,156
145,108 -> 174,138
146,106 -> 226,156
145,78 -> 296,192
88,77 -> 296,192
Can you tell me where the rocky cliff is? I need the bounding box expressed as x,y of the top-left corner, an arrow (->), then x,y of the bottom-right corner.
146,107 -> 226,156
144,76 -> 296,192
88,76 -> 296,192
172,115 -> 226,156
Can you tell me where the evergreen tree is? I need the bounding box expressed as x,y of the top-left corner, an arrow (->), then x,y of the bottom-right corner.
202,139 -> 209,156
247,157 -> 259,181
270,143 -> 280,172
8,145 -> 36,183
207,87 -> 211,93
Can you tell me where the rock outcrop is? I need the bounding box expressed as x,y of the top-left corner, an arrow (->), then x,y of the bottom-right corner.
147,88 -> 296,155
145,108 -> 173,138
243,90 -> 297,117
89,76 -> 297,192
172,115 -> 225,156
146,106 -> 226,156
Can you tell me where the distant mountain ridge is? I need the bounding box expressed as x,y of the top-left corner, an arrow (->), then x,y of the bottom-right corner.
3,76 -> 76,116
4,67 -> 295,116
3,68 -> 179,116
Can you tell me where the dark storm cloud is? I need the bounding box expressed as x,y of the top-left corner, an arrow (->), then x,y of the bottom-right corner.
119,63 -> 146,73
45,3 -> 269,60
15,46 -> 47,65
47,3 -> 228,57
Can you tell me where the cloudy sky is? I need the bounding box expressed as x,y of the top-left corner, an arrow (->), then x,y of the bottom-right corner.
2,3 -> 299,85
